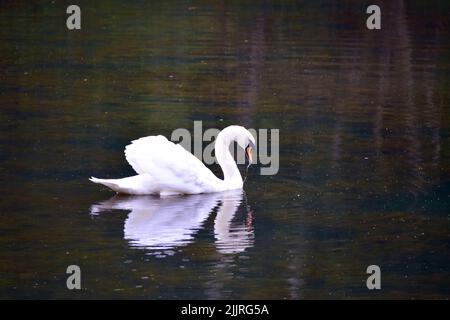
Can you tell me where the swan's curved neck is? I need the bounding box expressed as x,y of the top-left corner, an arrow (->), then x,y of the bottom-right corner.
215,131 -> 242,184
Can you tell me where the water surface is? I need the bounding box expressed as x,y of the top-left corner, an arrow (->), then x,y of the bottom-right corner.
1,0 -> 449,299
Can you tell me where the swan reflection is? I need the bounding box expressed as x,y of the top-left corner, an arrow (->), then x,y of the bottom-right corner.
90,190 -> 254,254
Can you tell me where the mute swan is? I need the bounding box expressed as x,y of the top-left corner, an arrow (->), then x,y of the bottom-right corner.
89,125 -> 255,195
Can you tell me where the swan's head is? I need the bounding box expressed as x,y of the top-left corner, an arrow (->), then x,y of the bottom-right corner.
244,136 -> 256,165
220,125 -> 256,165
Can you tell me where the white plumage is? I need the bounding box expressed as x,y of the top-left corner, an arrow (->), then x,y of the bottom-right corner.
90,125 -> 255,195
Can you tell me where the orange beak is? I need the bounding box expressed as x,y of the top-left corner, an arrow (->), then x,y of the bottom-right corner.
245,146 -> 253,165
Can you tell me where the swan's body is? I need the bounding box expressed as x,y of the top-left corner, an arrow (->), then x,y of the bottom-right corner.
90,125 -> 255,195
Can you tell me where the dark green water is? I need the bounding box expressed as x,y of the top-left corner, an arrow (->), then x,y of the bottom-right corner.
1,1 -> 449,299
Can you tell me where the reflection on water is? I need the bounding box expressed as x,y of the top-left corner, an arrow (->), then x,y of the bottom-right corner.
0,0 -> 449,299
90,190 -> 253,254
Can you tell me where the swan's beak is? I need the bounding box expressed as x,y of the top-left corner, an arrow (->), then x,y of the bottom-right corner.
245,146 -> 253,165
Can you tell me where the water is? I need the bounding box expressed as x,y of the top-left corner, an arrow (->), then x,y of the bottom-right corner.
1,1 -> 449,299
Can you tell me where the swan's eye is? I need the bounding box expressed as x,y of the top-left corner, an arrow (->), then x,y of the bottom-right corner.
245,146 -> 253,164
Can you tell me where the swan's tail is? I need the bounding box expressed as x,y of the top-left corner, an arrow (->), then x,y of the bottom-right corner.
89,177 -> 123,193
89,175 -> 156,195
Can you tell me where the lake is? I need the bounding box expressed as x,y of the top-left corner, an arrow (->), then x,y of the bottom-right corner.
0,0 -> 449,299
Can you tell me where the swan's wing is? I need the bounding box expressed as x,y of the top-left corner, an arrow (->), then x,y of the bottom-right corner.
124,135 -> 221,194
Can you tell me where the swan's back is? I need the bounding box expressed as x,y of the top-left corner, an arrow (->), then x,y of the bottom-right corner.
124,135 -> 222,194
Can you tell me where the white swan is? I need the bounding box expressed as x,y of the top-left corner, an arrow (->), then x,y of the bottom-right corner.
89,125 -> 255,195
